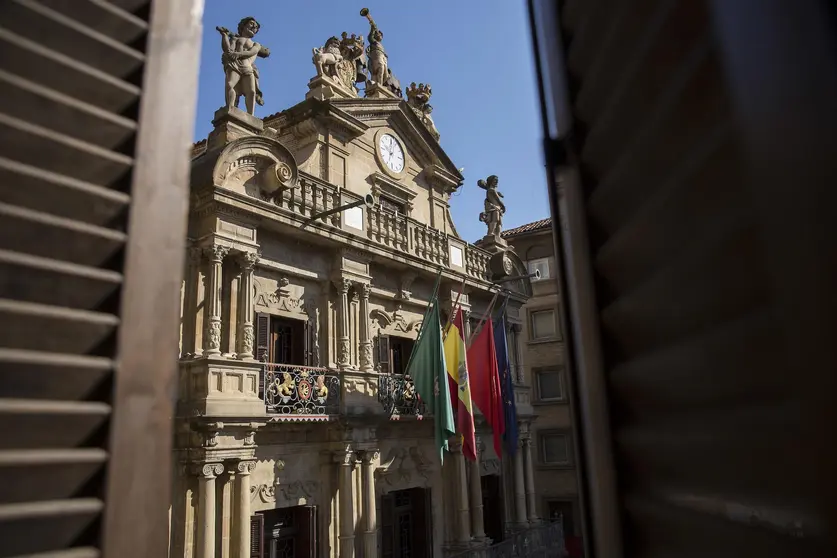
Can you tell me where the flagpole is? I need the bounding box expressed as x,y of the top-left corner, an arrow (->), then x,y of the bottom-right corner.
467,289 -> 501,346
442,275 -> 467,341
404,267 -> 444,375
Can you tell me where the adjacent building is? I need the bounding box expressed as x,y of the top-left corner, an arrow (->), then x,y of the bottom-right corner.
169,12 -> 565,558
502,219 -> 582,550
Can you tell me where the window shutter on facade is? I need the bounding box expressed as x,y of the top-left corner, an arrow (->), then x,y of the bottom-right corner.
0,0 -> 202,556
255,312 -> 269,396
303,318 -> 312,366
529,1 -> 837,557
250,514 -> 264,558
376,334 -> 390,374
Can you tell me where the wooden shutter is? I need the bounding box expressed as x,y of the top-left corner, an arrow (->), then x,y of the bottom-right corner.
255,313 -> 269,397
250,514 -> 264,558
376,334 -> 390,374
303,318 -> 312,366
295,505 -> 317,558
379,494 -> 395,558
410,488 -> 431,558
0,0 -> 202,556
528,1 -> 837,557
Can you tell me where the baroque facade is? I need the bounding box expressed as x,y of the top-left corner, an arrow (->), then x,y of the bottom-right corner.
171,12 -> 556,558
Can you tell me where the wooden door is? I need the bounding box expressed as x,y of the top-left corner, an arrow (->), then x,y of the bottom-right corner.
0,0 -> 202,556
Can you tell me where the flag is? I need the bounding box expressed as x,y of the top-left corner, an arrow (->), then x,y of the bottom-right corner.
408,301 -> 455,464
467,319 -> 505,457
494,313 -> 519,456
444,306 -> 477,461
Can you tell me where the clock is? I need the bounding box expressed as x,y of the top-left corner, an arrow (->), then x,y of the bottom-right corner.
378,133 -> 405,173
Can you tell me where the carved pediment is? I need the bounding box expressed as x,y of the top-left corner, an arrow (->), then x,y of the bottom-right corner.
376,445 -> 433,492
254,277 -> 309,315
371,304 -> 422,334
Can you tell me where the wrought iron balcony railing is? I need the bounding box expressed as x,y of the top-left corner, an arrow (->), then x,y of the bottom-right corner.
263,363 -> 340,417
378,373 -> 427,420
448,521 -> 567,558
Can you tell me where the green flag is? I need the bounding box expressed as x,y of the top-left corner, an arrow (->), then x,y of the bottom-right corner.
407,301 -> 455,463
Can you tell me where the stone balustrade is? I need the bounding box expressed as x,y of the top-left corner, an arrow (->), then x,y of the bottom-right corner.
266,175 -> 492,282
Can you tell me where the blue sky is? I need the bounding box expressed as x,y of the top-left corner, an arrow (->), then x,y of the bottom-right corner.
195,0 -> 549,242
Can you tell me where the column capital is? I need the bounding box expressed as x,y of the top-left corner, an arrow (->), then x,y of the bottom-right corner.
334,277 -> 352,294
203,244 -> 229,263
237,251 -> 260,270
195,462 -> 224,478
334,448 -> 355,465
188,246 -> 203,265
361,450 -> 380,464
237,460 -> 257,474
358,282 -> 372,299
510,322 -> 523,334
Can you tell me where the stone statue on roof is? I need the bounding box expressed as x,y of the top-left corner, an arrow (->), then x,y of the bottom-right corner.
310,32 -> 367,98
360,8 -> 387,86
479,175 -> 506,239
216,17 -> 270,115
406,82 -> 440,140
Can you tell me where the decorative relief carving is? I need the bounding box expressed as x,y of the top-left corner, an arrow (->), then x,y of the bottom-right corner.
237,460 -> 257,474
207,320 -> 222,352
244,431 -> 256,446
376,445 -> 433,491
480,458 -> 501,477
241,325 -> 255,356
239,251 -> 260,270
360,342 -> 374,369
280,480 -> 319,503
372,305 -> 422,334
254,277 -> 306,314
338,338 -> 351,366
204,245 -> 229,263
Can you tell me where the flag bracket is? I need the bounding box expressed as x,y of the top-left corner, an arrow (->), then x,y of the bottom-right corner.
300,194 -> 374,229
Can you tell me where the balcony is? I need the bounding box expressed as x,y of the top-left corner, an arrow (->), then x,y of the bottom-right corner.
263,363 -> 340,420
449,522 -> 567,558
378,373 -> 427,420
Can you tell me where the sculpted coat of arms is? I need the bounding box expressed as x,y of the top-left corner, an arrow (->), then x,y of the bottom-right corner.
312,32 -> 367,94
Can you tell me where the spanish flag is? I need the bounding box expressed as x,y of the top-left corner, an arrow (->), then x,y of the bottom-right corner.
444,306 -> 477,461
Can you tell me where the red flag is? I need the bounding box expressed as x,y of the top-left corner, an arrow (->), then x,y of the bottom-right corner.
467,319 -> 505,457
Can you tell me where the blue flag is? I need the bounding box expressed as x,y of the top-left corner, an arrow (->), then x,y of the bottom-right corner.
493,312 -> 519,456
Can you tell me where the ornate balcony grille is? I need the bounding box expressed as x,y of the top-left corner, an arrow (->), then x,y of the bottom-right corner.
448,521 -> 567,558
378,373 -> 427,419
263,363 -> 340,417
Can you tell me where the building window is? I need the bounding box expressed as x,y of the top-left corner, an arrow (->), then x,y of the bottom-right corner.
546,500 -> 576,535
540,432 -> 572,466
530,309 -> 557,340
527,257 -> 551,281
535,368 -> 564,402
380,195 -> 405,214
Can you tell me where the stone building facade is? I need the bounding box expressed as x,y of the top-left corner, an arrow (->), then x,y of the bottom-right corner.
169,13 -> 553,558
501,220 -> 582,544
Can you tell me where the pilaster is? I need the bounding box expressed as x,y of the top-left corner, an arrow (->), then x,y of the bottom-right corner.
203,245 -> 229,356
236,252 -> 259,359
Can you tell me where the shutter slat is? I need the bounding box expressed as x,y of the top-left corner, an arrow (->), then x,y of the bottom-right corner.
0,113 -> 133,187
0,156 -> 130,227
0,69 -> 137,152
0,298 -> 118,355
0,252 -> 121,310
0,29 -> 140,115
0,499 -> 102,558
0,349 -> 112,401
0,399 -> 111,450
37,0 -> 149,44
6,0 -> 145,81
0,449 -> 107,505
0,202 -> 125,267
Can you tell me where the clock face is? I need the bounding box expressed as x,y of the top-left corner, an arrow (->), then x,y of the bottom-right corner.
379,133 -> 405,173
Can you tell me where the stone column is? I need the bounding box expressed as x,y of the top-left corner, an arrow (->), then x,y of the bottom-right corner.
203,245 -> 228,356
523,435 -> 540,522
236,252 -> 259,359
236,461 -> 256,558
336,448 -> 355,557
361,450 -> 379,558
197,463 -> 224,558
511,323 -> 524,383
182,247 -> 203,357
468,438 -> 486,541
358,283 -> 373,372
335,278 -> 352,369
513,442 -> 528,527
451,441 -> 471,545
221,468 -> 235,558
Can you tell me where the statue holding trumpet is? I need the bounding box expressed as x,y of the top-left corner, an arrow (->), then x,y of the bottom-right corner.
360,8 -> 388,87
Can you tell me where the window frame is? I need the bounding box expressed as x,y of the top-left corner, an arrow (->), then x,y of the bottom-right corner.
527,256 -> 552,282
534,367 -> 566,403
528,307 -> 560,342
537,429 -> 574,468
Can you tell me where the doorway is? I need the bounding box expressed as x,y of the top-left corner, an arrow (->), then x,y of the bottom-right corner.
257,505 -> 316,558
379,487 -> 431,558
481,474 -> 504,543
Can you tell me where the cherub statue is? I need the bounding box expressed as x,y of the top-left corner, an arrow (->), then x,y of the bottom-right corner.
360,8 -> 388,86
478,175 -> 506,238
216,17 -> 270,115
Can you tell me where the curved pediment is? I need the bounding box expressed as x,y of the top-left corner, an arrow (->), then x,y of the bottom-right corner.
191,136 -> 299,198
